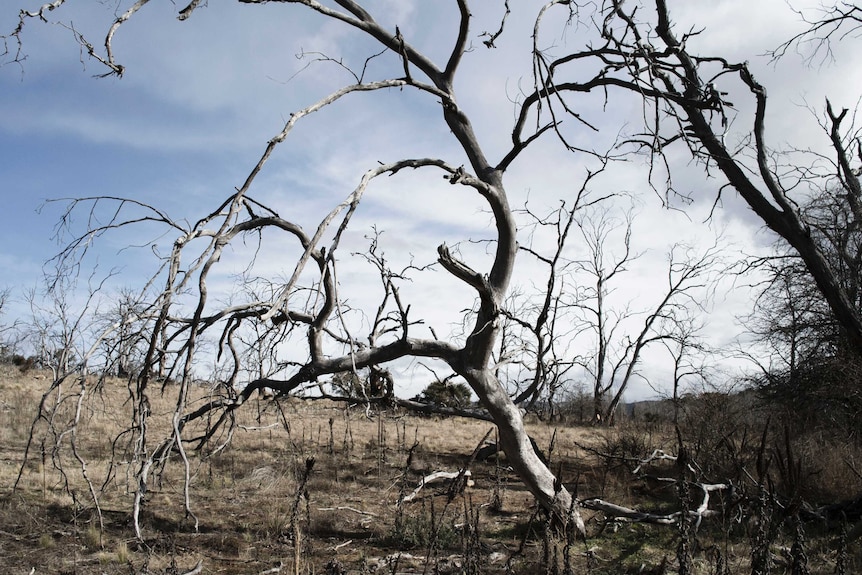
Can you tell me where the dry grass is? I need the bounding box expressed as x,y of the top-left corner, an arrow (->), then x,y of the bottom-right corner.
0,367 -> 859,574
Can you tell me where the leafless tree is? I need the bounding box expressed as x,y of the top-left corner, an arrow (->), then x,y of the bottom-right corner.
5,0 -> 611,537
660,315 -> 710,430
493,193 -> 721,427
92,287 -> 154,379
519,0 -> 862,356
12,271 -> 154,541
499,170 -> 613,417
568,200 -> 722,425
13,0 -> 852,543
744,174 -> 862,436
0,287 -> 9,317
571,202 -> 639,425
22,274 -> 108,378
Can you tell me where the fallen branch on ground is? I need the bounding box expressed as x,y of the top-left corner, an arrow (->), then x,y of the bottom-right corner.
582,482 -> 729,526
317,506 -> 379,517
401,470 -> 474,502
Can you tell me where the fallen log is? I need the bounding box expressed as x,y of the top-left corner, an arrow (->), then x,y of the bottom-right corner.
581,482 -> 729,527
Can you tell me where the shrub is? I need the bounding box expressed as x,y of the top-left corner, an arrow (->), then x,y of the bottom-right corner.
412,380 -> 472,409
11,354 -> 35,373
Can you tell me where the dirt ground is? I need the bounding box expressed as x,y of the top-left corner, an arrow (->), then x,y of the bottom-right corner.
0,368 -> 857,574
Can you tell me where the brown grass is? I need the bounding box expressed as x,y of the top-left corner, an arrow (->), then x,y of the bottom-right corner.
0,368 -> 859,574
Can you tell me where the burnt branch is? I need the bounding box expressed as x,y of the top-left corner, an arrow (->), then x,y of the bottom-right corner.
770,2 -> 862,65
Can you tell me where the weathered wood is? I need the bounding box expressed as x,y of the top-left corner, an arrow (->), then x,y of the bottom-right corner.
401,470 -> 474,502
582,482 -> 729,526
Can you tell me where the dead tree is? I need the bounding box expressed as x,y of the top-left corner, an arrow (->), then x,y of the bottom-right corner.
567,201 -> 722,425
517,0 -> 862,355
502,171 -> 613,416
6,1 -> 605,538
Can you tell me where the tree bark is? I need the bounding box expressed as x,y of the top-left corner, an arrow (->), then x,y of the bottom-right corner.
461,367 -> 585,535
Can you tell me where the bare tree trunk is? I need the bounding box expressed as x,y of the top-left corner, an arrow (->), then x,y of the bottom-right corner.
463,367 -> 584,535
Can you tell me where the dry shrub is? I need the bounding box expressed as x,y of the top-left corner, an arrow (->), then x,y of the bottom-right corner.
674,390 -> 763,481
786,433 -> 862,504
391,497 -> 460,551
580,421 -> 676,503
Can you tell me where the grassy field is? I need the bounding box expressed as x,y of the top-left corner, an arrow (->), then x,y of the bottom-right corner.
0,367 -> 858,574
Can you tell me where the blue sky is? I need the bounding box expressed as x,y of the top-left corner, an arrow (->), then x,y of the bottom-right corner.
2,0 -> 860,399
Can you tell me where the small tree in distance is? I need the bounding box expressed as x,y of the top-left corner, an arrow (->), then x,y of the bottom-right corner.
413,380 -> 473,409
